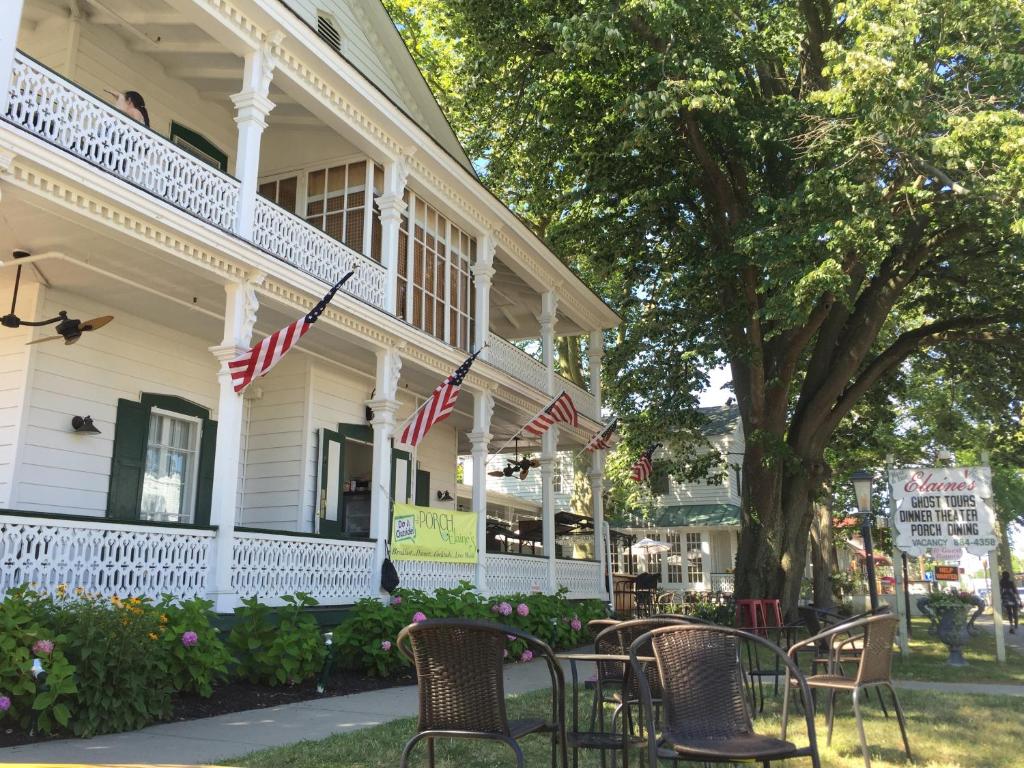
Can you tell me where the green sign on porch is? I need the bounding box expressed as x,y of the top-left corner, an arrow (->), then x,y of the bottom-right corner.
391,503 -> 477,563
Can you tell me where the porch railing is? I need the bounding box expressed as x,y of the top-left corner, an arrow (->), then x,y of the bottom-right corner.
396,559 -> 476,594
231,529 -> 376,606
486,553 -> 549,596
561,379 -> 596,421
710,572 -> 735,593
555,558 -> 602,600
5,52 -> 239,229
252,196 -> 387,310
0,513 -> 214,601
485,333 -> 549,394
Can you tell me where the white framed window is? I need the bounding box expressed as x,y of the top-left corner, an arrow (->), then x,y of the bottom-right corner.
141,408 -> 202,524
667,532 -> 683,582
305,159 -> 380,257
258,175 -> 298,214
686,532 -> 705,585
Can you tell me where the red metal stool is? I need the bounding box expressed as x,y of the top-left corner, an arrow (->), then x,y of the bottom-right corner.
735,599 -> 767,633
761,598 -> 784,629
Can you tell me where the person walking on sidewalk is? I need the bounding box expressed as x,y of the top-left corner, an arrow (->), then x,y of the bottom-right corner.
1000,571 -> 1021,634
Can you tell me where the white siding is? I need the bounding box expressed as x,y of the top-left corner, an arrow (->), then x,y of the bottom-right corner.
479,451 -> 572,510
240,355 -> 309,530
18,16 -> 237,174
0,274 -> 40,506
415,422 -> 457,508
14,289 -> 219,517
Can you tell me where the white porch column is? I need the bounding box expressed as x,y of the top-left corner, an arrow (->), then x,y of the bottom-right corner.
473,229 -> 497,355
540,290 -> 558,395
589,452 -> 608,600
588,329 -> 604,419
469,389 -> 494,591
207,280 -> 260,612
378,155 -> 410,314
368,348 -> 402,596
231,45 -> 276,239
0,0 -> 25,116
541,426 -> 558,593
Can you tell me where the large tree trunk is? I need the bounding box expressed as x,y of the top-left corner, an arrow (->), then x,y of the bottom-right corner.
735,450 -> 826,619
810,498 -> 836,610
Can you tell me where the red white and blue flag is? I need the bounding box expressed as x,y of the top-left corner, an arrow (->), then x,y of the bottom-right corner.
523,391 -> 580,437
229,272 -> 352,394
584,419 -> 618,452
399,349 -> 482,447
630,443 -> 660,483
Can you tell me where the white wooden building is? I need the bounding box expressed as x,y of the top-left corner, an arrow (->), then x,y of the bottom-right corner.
613,405 -> 744,593
0,0 -> 618,610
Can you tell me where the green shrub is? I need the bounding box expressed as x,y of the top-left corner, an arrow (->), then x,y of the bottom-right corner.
0,586 -> 77,734
50,594 -> 171,737
332,582 -> 608,677
155,595 -> 232,697
227,593 -> 327,685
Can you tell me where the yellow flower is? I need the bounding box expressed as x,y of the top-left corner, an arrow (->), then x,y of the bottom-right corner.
56,583 -> 67,597
160,614 -> 169,625
111,595 -> 122,607
148,632 -> 159,641
74,586 -> 85,595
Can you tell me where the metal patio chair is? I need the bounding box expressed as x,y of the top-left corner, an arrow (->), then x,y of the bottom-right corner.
629,624 -> 820,767
396,618 -> 567,768
786,614 -> 911,768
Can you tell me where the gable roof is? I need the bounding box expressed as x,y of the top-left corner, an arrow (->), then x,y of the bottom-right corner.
700,404 -> 741,437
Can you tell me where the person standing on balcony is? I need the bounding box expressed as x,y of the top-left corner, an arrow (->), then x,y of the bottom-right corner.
107,90 -> 150,127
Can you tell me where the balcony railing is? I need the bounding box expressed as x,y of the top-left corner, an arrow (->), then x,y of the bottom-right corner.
5,52 -> 239,229
485,333 -> 549,393
252,196 -> 387,310
562,379 -> 597,421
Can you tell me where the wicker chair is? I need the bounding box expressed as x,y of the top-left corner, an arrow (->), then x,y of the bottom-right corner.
629,624 -> 821,768
786,614 -> 910,768
396,618 -> 567,768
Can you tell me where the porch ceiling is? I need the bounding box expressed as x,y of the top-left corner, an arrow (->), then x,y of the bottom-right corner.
490,253 -> 587,341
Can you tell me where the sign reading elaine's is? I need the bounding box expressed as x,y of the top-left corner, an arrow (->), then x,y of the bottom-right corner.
390,503 -> 477,563
890,467 -> 997,556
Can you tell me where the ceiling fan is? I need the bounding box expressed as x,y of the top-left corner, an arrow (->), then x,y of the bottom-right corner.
488,439 -> 541,480
2,251 -> 113,345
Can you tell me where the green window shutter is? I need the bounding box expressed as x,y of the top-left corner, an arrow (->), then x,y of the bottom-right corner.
194,417 -> 218,526
106,398 -> 149,520
414,469 -> 430,507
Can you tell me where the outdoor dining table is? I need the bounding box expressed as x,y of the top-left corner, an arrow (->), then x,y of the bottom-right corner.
556,652 -> 656,768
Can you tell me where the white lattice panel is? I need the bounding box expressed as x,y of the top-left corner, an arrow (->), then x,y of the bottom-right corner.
555,559 -> 602,599
561,379 -> 596,420
485,333 -> 549,394
486,554 -> 550,596
395,559 -> 476,594
5,53 -> 239,229
231,531 -> 375,605
0,515 -> 213,600
253,197 -> 387,310
710,573 -> 735,593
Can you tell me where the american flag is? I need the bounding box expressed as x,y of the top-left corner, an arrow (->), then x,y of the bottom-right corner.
630,443 -> 660,483
523,391 -> 580,437
229,272 -> 352,394
584,419 -> 618,452
399,349 -> 481,447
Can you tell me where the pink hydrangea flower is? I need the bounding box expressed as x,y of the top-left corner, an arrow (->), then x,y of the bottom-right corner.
412,611 -> 427,623
520,650 -> 534,662
32,639 -> 54,656
516,603 -> 529,617
0,695 -> 10,712
491,603 -> 500,613
506,634 -> 517,641
391,595 -> 402,606
381,640 -> 392,651
181,631 -> 199,647
570,618 -> 582,632
497,602 -> 513,617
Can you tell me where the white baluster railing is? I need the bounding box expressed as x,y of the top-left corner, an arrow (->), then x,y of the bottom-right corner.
485,333 -> 549,394
485,553 -> 550,596
5,52 -> 239,229
0,514 -> 214,601
231,530 -> 376,606
394,559 -> 477,594
252,197 -> 388,310
555,558 -> 602,600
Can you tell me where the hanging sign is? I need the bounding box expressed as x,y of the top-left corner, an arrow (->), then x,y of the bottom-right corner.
934,565 -> 960,581
890,467 -> 997,556
930,546 -> 963,562
390,502 -> 477,563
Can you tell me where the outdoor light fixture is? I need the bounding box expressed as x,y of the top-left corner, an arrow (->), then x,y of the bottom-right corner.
849,469 -> 879,611
436,490 -> 454,502
71,415 -> 101,434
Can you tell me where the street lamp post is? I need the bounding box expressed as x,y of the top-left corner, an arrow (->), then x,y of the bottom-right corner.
850,469 -> 879,612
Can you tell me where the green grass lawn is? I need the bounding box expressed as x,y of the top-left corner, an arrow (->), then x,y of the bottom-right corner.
892,618 -> 1024,684
227,685 -> 1024,768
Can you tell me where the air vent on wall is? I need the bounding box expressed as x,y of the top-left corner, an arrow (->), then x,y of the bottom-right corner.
317,13 -> 342,52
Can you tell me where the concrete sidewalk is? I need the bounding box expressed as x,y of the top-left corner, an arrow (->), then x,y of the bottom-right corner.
0,655 -> 592,766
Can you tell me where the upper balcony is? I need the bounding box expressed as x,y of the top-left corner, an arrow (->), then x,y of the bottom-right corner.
3,0 -> 615,421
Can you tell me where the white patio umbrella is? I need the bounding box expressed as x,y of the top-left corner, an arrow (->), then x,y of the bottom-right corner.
630,537 -> 671,555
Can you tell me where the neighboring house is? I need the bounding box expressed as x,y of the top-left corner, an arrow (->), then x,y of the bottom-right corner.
613,405 -> 744,593
0,0 -> 618,609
